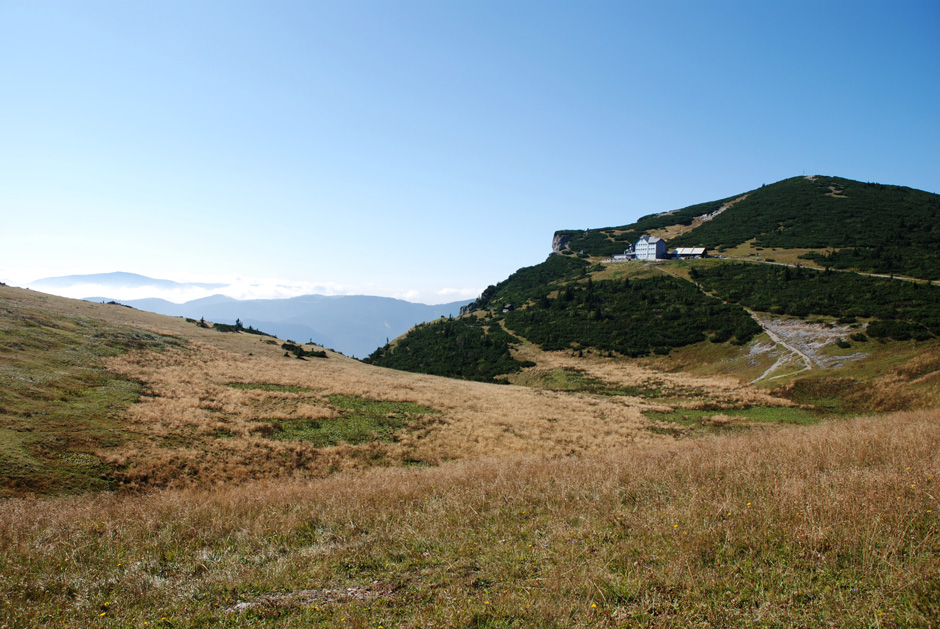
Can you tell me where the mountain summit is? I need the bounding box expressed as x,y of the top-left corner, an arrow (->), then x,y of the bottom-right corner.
554,175 -> 940,279
369,175 -> 940,403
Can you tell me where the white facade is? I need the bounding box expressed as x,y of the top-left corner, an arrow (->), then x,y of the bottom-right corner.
635,235 -> 667,260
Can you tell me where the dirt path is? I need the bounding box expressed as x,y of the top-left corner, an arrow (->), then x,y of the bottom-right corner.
653,266 -> 835,382
743,308 -> 815,382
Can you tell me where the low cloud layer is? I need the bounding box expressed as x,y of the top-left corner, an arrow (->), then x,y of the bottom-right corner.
15,274 -> 481,306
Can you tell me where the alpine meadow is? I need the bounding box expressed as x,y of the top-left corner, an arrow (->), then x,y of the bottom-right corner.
1,175 -> 939,627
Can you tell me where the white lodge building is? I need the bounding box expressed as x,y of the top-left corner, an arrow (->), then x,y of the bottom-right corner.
635,235 -> 667,260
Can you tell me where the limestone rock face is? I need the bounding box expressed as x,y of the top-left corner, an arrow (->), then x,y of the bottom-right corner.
552,233 -> 571,253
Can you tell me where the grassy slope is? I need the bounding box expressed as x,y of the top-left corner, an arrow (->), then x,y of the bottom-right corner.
1,286 -> 939,626
0,290 -> 182,495
8,284 -> 790,493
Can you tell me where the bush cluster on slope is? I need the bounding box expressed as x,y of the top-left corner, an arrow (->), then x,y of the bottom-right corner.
467,255 -> 590,313
674,177 -> 940,279
504,275 -> 761,356
692,263 -> 940,339
365,317 -> 533,382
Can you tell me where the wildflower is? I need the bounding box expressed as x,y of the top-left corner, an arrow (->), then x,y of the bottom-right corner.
591,603 -> 597,608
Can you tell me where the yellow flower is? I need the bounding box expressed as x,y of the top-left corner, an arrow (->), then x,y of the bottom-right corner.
591,603 -> 597,608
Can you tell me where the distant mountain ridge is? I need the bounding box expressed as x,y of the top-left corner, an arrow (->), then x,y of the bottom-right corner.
28,272 -> 470,358
82,292 -> 469,358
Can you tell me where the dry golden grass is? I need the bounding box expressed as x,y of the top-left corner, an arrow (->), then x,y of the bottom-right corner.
101,339 -> 683,489
509,340 -> 793,410
1,408 -> 936,626
0,285 -> 833,495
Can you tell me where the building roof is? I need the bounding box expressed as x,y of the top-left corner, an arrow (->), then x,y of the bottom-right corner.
675,247 -> 706,255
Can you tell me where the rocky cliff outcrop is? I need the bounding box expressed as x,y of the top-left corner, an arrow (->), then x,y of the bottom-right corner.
552,232 -> 571,253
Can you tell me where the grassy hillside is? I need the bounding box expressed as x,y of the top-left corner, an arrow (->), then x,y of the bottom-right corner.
1,284 -> 939,626
369,254 -> 940,401
5,285 -> 801,495
557,175 -> 940,279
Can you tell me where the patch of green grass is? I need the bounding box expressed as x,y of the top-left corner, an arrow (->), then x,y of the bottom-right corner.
644,406 -> 820,435
226,382 -> 312,394
272,395 -> 438,447
730,406 -> 819,423
514,368 -> 665,398
0,296 -> 180,496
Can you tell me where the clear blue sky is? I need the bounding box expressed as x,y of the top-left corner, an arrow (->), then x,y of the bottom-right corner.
2,0 -> 938,303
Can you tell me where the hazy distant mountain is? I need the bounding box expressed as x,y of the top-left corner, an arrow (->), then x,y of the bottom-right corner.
29,272 -> 471,357
83,292 -> 470,358
31,271 -> 226,291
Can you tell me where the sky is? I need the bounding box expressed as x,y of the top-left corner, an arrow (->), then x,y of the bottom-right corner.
2,0 -> 938,304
